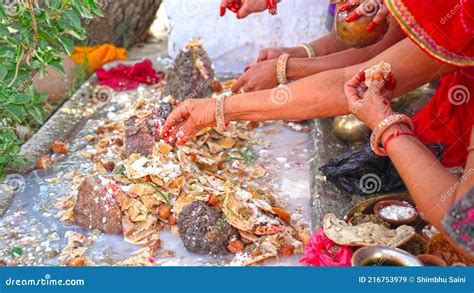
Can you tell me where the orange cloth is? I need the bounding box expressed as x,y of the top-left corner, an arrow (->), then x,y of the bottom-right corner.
71,44 -> 127,71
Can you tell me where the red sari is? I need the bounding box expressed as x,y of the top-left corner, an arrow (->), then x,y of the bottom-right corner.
386,0 -> 474,167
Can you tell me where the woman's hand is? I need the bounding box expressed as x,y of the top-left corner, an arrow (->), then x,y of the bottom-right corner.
231,59 -> 278,93
340,0 -> 390,31
258,46 -> 310,62
344,70 -> 396,129
220,0 -> 268,19
160,99 -> 216,146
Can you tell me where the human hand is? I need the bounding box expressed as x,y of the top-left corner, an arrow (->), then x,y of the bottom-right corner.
220,0 -> 268,19
344,70 -> 396,130
339,0 -> 390,31
231,59 -> 278,93
257,46 -> 310,62
160,99 -> 217,146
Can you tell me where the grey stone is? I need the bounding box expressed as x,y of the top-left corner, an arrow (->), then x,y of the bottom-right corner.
0,184 -> 15,216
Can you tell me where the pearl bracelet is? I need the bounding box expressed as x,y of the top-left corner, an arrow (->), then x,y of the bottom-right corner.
215,94 -> 227,132
370,114 -> 414,156
277,53 -> 290,85
298,43 -> 316,58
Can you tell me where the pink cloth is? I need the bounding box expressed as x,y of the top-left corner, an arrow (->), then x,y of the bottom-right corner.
299,227 -> 352,266
95,59 -> 164,91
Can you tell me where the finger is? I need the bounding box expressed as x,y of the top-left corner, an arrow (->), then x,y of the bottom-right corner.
344,70 -> 365,98
165,121 -> 184,145
161,103 -> 190,138
257,50 -> 268,62
231,75 -> 247,93
176,119 -> 199,146
344,9 -> 362,22
366,76 -> 387,98
339,0 -> 360,12
237,4 -> 251,19
367,3 -> 388,31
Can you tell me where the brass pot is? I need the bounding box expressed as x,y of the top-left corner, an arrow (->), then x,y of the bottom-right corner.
352,246 -> 423,266
332,114 -> 370,143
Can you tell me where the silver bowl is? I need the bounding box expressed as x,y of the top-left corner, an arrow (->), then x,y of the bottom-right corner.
352,246 -> 424,266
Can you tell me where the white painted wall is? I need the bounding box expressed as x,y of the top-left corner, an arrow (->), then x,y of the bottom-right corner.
165,0 -> 329,74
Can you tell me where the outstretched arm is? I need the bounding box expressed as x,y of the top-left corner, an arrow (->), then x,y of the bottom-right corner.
161,38 -> 457,145
233,19 -> 406,93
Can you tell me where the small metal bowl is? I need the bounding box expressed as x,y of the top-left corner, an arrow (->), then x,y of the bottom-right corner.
352,246 -> 423,266
374,200 -> 418,226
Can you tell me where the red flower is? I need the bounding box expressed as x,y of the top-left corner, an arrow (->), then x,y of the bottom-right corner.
299,227 -> 352,266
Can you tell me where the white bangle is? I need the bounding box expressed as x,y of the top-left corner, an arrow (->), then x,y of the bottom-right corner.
215,94 -> 227,132
298,43 -> 316,58
276,53 -> 290,85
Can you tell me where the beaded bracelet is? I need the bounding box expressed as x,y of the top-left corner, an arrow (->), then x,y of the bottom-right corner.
277,53 -> 290,85
382,130 -> 415,152
370,114 -> 414,156
298,43 -> 316,58
215,94 -> 227,132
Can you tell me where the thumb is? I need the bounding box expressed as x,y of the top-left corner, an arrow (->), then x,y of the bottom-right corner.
257,50 -> 268,62
237,3 -> 252,19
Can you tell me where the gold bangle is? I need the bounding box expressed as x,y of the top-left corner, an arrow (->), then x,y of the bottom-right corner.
298,43 -> 316,58
277,53 -> 290,85
215,94 -> 227,132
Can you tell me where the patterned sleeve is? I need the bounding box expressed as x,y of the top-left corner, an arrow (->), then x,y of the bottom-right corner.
441,188 -> 474,257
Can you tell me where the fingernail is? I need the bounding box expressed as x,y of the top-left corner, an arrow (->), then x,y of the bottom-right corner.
367,21 -> 378,31
177,139 -> 186,146
244,66 -> 250,72
386,79 -> 397,91
358,71 -> 366,81
176,130 -> 185,140
385,72 -> 393,82
345,11 -> 359,22
220,6 -> 226,16
339,2 -> 353,11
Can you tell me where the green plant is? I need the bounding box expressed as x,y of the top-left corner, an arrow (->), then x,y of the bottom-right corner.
0,0 -> 103,178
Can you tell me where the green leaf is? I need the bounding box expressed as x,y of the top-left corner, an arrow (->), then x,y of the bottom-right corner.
86,0 -> 104,17
58,36 -> 74,55
27,105 -> 43,124
11,93 -> 32,105
7,105 -> 26,123
62,10 -> 81,28
49,60 -> 65,75
0,65 -> 7,83
7,247 -> 23,258
0,24 -> 8,35
50,0 -> 61,9
0,5 -> 7,20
